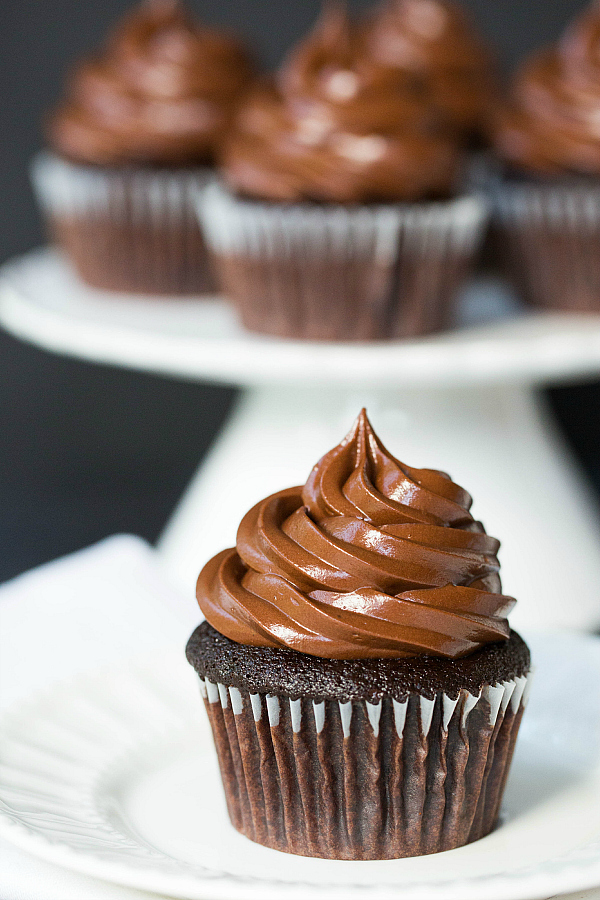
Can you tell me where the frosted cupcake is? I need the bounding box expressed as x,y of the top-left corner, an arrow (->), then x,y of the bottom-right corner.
33,0 -> 255,294
493,1 -> 600,312
186,409 -> 531,859
198,3 -> 488,340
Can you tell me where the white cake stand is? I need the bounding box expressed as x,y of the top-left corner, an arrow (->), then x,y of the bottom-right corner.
2,247 -> 600,633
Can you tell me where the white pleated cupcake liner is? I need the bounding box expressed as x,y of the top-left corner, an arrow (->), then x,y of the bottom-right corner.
198,669 -> 532,859
196,180 -> 489,340
31,151 -> 212,219
493,178 -> 600,311
200,672 -> 531,737
31,151 -> 215,294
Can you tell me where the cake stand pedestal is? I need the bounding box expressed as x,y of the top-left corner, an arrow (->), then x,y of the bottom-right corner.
2,248 -> 600,633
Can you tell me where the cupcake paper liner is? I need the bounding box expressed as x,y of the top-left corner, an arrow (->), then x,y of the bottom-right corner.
31,151 -> 215,295
197,181 -> 488,341
197,671 -> 531,859
495,180 -> 600,312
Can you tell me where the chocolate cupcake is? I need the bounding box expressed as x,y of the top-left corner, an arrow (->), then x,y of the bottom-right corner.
492,1 -> 600,312
198,3 -> 488,340
186,410 -> 531,859
32,0 -> 255,295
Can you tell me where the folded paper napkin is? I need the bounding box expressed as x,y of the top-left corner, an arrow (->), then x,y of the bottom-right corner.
0,534 -> 198,900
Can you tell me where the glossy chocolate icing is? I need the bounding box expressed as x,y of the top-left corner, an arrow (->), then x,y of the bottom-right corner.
495,1 -> 600,176
222,2 -> 459,202
364,0 -> 494,135
48,0 -> 255,166
196,410 -> 515,660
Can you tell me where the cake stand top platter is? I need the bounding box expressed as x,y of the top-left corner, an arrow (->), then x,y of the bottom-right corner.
1,248 -> 600,388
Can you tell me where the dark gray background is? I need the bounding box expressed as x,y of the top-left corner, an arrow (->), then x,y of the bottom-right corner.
0,0 -> 598,582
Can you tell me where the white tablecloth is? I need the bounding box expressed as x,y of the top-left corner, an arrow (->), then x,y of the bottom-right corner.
0,535 -> 598,900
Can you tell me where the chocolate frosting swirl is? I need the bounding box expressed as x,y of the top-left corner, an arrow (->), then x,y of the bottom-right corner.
222,3 -> 459,202
495,1 -> 600,176
197,410 -> 515,660
364,0 -> 495,136
48,0 -> 255,166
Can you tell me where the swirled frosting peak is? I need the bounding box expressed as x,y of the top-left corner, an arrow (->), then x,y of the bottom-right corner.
364,0 -> 495,136
48,0 -> 255,166
197,410 -> 515,660
495,1 -> 600,175
222,2 -> 460,202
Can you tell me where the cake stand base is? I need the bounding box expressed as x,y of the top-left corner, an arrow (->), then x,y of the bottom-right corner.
158,382 -> 600,633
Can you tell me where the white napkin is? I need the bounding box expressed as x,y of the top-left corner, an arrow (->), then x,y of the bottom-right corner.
0,534 -> 199,900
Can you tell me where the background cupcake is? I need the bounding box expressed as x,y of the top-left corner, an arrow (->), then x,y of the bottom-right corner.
32,0 -> 255,295
187,410 -> 531,860
199,2 -> 489,341
493,0 -> 600,312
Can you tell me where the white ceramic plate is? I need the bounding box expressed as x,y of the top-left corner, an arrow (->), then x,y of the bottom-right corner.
2,248 -> 600,387
0,631 -> 599,900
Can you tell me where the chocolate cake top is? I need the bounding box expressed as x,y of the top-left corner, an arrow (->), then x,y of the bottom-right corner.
187,622 -> 530,702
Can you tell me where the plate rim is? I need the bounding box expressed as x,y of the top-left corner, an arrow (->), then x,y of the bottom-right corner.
3,247 -> 600,390
1,814 -> 599,900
